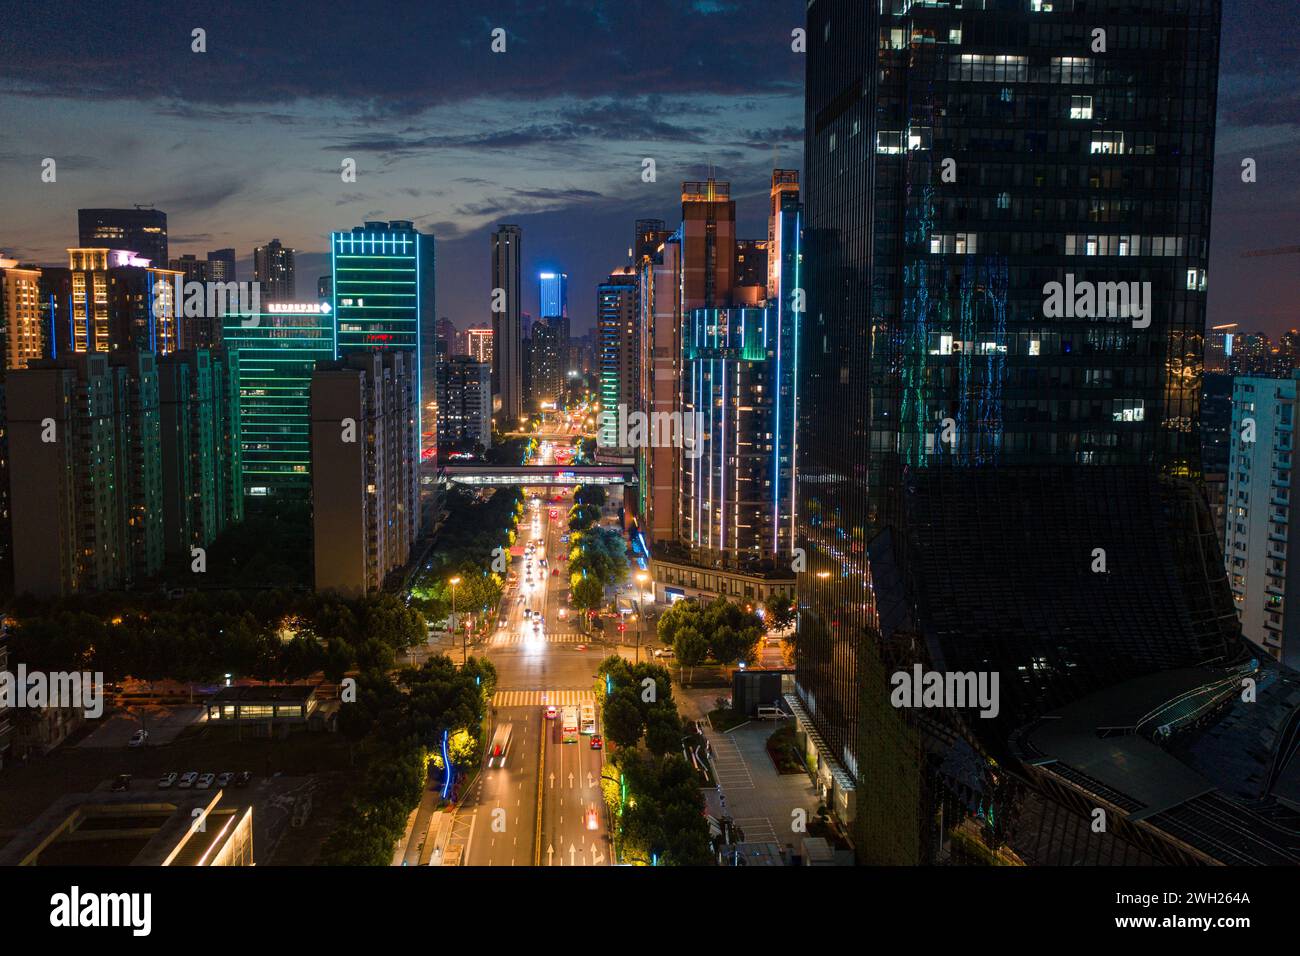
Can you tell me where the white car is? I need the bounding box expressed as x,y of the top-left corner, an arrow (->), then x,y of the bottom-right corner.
128,729 -> 149,748
157,772 -> 178,789
178,771 -> 198,789
216,771 -> 234,788
196,772 -> 216,790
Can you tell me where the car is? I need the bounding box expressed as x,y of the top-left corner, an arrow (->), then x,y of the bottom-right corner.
178,771 -> 198,789
111,774 -> 131,792
544,704 -> 558,720
585,807 -> 600,830
575,644 -> 586,651
524,608 -> 532,619
128,729 -> 149,748
157,771 -> 178,789
233,771 -> 252,788
196,772 -> 216,790
590,735 -> 603,750
499,619 -> 508,629
216,771 -> 234,788
654,648 -> 675,659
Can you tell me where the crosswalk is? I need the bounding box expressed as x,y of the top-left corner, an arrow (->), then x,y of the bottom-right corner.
492,689 -> 595,708
490,632 -> 588,646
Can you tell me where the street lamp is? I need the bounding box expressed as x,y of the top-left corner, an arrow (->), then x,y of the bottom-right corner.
450,576 -> 462,663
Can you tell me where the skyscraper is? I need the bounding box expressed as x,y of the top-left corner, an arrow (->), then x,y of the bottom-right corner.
634,218 -> 670,263
331,220 -> 435,533
253,238 -> 296,302
681,179 -> 735,311
491,224 -> 524,425
596,267 -> 638,452
539,270 -> 568,320
795,0 -> 1272,865
437,356 -> 493,451
465,326 -> 494,365
767,169 -> 800,301
223,300 -> 335,498
78,207 -> 168,266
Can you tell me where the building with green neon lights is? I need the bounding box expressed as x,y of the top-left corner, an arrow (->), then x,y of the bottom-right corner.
223,302 -> 335,498
331,220 -> 436,532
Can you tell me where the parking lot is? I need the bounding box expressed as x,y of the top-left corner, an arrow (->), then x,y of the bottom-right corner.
78,704 -> 206,749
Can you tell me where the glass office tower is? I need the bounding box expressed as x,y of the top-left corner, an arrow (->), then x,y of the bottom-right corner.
331,221 -> 436,532
797,0 -> 1249,863
223,301 -> 336,497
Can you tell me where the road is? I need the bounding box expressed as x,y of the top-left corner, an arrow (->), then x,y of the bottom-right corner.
449,429 -> 614,866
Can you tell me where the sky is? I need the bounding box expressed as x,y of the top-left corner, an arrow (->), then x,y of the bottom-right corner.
0,0 -> 1295,337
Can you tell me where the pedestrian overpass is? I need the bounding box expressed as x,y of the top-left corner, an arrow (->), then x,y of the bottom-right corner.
439,464 -> 636,486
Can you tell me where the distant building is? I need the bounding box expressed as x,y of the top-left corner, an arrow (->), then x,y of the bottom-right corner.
531,315 -> 568,408
1202,372 -> 1233,547
465,326 -> 493,364
634,218 -> 670,263
311,350 -> 418,596
62,248 -> 182,355
1226,372 -> 1300,668
437,356 -> 493,451
78,207 -> 168,267
317,274 -> 332,300
252,238 -> 296,302
168,254 -> 209,284
207,248 -> 237,283
436,317 -> 459,357
490,225 -> 524,423
539,270 -> 568,320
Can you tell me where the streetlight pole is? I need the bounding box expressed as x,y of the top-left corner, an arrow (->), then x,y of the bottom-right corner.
450,576 -> 462,664
635,572 -> 649,664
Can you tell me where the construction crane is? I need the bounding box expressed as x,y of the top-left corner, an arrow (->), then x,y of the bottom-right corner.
1240,245 -> 1300,258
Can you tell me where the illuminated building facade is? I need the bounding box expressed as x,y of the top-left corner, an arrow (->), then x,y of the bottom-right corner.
491,225 -> 524,424
597,267 -> 638,452
331,220 -> 436,533
223,301 -> 336,498
798,0 -> 1248,864
466,325 -> 494,364
252,238 -> 296,302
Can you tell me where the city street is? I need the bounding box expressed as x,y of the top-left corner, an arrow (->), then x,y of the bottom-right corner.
447,431 -> 613,865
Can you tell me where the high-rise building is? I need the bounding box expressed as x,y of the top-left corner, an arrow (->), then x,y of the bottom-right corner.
78,207 -> 168,267
437,356 -> 493,451
733,238 -> 768,304
253,238 -> 296,302
767,170 -> 800,300
0,257 -> 45,370
168,254 -> 209,284
1225,373 -> 1300,669
637,232 -> 681,544
466,326 -> 494,365
223,300 -> 335,498
207,249 -> 237,284
531,315 -> 568,408
311,350 -> 418,596
539,271 -> 568,320
331,220 -> 436,533
597,267 -> 638,452
7,352 -> 164,595
793,0 -> 1284,865
1204,323 -> 1237,373
157,348 -> 243,557
681,179 -> 735,311
317,275 -> 332,300
60,248 -> 181,356
679,303 -> 797,564
490,225 -> 524,424
634,219 -> 670,263
436,317 -> 459,357
1201,372 -> 1233,546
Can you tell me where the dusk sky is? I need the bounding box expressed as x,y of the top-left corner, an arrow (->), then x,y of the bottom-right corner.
0,0 -> 1295,336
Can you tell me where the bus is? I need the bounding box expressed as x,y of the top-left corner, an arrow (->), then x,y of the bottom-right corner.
561,706 -> 579,743
580,702 -> 596,736
488,722 -> 513,767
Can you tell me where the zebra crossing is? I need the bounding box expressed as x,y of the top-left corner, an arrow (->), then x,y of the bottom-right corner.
490,631 -> 587,646
492,689 -> 595,708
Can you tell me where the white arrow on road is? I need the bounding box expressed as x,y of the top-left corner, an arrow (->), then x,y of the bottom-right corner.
587,771 -> 595,790
547,844 -> 554,865
569,843 -> 577,866
549,772 -> 555,789
568,772 -> 575,788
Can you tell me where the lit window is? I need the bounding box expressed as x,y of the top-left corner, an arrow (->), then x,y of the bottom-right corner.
1070,95 -> 1093,119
